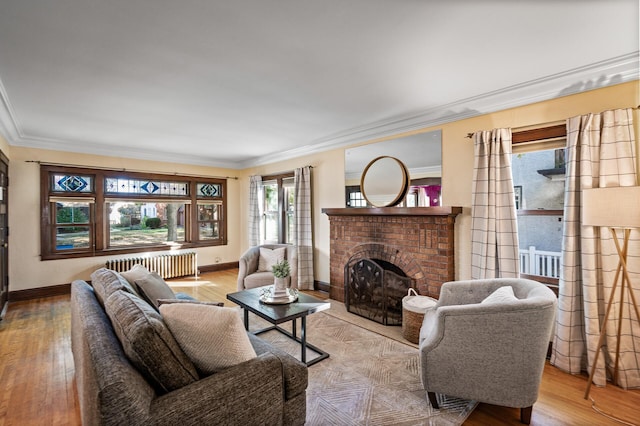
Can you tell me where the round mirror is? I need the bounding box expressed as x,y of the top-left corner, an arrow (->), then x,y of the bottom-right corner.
361,156 -> 409,207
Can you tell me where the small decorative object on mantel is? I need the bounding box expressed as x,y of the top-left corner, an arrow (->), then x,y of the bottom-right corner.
260,260 -> 298,304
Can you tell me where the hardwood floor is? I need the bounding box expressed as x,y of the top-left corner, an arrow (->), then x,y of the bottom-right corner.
0,269 -> 638,425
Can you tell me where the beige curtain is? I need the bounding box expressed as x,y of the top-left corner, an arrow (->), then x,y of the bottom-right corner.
294,166 -> 314,290
551,108 -> 640,389
471,128 -> 520,279
248,175 -> 262,247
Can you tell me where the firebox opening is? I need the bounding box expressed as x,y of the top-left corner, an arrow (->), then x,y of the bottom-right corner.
371,259 -> 406,277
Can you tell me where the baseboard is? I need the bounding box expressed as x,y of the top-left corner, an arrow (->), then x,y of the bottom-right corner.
198,261 -> 239,273
9,283 -> 71,302
315,280 -> 330,294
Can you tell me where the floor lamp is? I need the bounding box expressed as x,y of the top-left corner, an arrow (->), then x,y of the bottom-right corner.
582,186 -> 640,399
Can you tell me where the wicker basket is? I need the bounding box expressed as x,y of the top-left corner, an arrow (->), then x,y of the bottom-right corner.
402,289 -> 437,344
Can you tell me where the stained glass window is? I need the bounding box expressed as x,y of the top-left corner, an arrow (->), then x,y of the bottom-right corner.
42,165 -> 226,260
105,178 -> 188,196
53,174 -> 93,193
197,183 -> 222,198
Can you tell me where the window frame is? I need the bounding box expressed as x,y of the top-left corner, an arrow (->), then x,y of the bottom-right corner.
260,172 -> 294,245
40,165 -> 227,260
512,124 -> 567,293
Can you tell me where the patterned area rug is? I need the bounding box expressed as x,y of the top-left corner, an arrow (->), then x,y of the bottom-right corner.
249,311 -> 478,425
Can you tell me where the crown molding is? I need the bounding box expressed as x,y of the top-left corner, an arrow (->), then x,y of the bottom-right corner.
1,52 -> 638,169
240,52 -> 639,168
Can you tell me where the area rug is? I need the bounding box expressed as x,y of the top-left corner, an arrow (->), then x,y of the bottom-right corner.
248,312 -> 478,425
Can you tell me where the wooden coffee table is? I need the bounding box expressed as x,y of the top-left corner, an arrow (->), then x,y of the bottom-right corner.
226,286 -> 331,366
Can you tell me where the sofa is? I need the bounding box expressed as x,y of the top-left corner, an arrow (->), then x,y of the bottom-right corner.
71,267 -> 308,425
419,278 -> 557,425
237,244 -> 298,291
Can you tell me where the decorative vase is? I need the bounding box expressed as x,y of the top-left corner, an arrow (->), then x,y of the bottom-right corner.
273,276 -> 289,298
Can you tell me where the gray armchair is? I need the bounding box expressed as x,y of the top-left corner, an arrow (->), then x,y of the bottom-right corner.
419,278 -> 557,425
237,244 -> 298,291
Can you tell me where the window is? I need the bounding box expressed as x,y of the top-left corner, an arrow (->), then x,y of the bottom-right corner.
41,166 -> 226,260
511,124 -> 566,290
260,174 -> 294,244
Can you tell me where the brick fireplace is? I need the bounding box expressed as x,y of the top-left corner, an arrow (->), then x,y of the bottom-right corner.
322,207 -> 462,302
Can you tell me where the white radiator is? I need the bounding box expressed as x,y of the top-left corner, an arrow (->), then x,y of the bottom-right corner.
105,252 -> 198,279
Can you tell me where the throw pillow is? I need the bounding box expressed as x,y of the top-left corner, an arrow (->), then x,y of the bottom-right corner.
160,303 -> 257,375
481,286 -> 518,304
134,271 -> 176,309
120,264 -> 151,286
258,247 -> 286,272
90,267 -> 139,306
104,290 -> 199,394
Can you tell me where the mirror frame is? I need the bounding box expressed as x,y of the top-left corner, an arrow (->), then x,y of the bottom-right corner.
360,156 -> 410,207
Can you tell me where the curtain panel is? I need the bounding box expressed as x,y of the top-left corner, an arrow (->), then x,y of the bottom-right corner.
294,166 -> 314,290
248,175 -> 262,247
470,128 -> 520,279
551,108 -> 640,389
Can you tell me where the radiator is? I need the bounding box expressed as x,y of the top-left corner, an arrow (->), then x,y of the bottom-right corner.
105,252 -> 198,279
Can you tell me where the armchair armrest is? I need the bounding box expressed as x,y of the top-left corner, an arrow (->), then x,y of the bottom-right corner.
237,247 -> 260,291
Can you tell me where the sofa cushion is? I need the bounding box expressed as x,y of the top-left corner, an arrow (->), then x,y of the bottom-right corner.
90,268 -> 139,307
105,290 -> 199,394
481,286 -> 518,304
258,247 -> 286,272
134,271 -> 176,309
159,303 -> 257,375
120,264 -> 152,286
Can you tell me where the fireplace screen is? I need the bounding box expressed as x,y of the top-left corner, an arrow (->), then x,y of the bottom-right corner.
344,258 -> 413,325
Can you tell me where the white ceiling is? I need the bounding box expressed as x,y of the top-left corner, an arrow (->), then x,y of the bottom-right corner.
0,1 -> 637,169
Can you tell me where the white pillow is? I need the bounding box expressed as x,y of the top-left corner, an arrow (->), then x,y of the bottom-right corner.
481,286 -> 518,304
258,247 -> 286,272
159,304 -> 257,375
120,264 -> 151,286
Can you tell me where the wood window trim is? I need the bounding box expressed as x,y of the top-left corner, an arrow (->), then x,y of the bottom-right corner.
262,172 -> 294,244
40,165 -> 227,260
512,124 -> 566,144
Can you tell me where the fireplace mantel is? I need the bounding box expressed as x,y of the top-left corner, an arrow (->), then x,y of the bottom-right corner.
323,206 -> 462,302
322,206 -> 462,217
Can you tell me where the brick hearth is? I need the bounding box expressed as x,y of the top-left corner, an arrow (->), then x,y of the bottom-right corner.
322,207 -> 462,302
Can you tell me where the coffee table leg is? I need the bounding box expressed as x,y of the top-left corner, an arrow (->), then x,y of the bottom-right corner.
243,308 -> 249,331
301,316 -> 306,364
292,318 -> 297,339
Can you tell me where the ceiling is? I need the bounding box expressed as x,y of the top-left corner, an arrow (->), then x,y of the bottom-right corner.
0,1 -> 637,169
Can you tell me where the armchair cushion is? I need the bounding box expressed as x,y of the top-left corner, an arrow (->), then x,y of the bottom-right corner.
481,285 -> 518,304
258,247 -> 286,272
160,303 -> 257,375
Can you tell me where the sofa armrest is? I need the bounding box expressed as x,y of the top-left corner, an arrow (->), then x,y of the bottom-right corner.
151,353 -> 287,425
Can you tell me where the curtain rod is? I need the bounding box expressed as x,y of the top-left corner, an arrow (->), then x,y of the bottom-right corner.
258,165 -> 314,178
465,105 -> 640,139
25,160 -> 239,180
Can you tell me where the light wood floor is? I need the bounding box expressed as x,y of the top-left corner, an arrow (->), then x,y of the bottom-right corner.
0,269 -> 638,425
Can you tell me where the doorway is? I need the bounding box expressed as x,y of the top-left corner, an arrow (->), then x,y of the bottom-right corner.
0,151 -> 7,319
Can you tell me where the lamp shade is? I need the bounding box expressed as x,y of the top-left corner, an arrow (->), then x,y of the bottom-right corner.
582,186 -> 640,228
